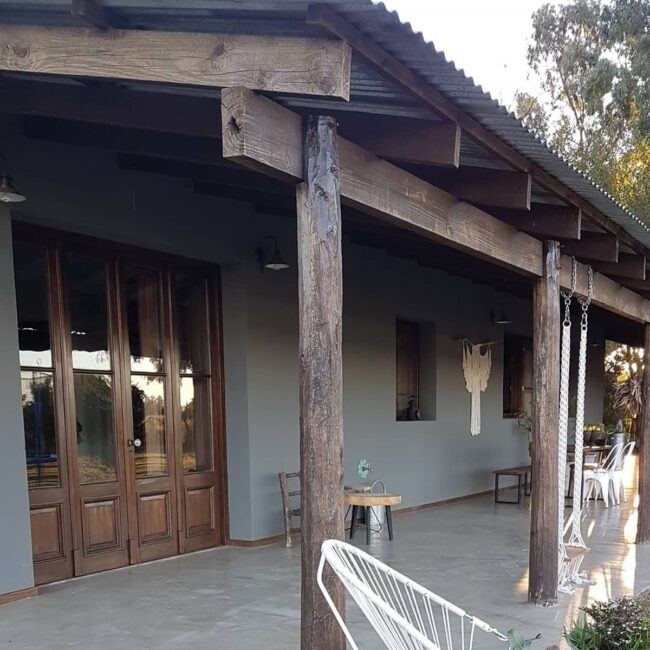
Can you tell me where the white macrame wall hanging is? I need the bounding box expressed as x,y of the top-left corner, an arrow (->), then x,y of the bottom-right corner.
462,340 -> 493,436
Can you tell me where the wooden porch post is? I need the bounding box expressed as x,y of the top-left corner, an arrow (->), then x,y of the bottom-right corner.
637,324 -> 650,543
297,115 -> 345,650
529,240 -> 561,606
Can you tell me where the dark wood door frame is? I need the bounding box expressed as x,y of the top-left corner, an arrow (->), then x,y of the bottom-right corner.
14,224 -> 228,582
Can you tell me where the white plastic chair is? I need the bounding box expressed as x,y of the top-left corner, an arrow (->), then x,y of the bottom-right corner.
317,539 -> 509,650
583,443 -> 624,507
611,441 -> 635,503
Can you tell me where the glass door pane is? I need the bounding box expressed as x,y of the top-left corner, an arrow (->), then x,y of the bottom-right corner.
14,243 -> 59,487
65,254 -> 111,371
125,267 -> 164,373
65,253 -> 118,485
175,274 -> 209,375
179,377 -> 212,472
131,375 -> 168,477
14,242 -> 53,369
22,371 -> 58,488
74,373 -> 116,483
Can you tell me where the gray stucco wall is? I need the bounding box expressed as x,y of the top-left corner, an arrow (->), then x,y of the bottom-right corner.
0,128 -> 606,557
0,206 -> 35,595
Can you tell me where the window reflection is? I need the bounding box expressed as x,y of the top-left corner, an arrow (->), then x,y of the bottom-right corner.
75,374 -> 116,483
180,377 -> 212,472
14,243 -> 52,368
65,254 -> 111,371
125,267 -> 164,373
22,371 -> 59,488
131,375 -> 167,477
175,274 -> 209,375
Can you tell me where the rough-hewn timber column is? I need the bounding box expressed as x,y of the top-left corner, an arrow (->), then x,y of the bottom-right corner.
297,115 -> 345,650
529,240 -> 561,606
637,324 -> 650,543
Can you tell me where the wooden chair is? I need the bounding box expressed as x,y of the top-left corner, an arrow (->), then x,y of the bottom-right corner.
278,471 -> 301,548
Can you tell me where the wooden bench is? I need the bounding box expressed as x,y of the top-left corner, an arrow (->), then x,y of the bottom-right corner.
493,465 -> 531,504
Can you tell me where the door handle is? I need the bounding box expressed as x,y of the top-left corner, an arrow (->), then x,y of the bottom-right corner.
127,438 -> 142,448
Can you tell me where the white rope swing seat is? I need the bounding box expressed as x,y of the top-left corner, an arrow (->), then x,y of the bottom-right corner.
318,540 -> 510,650
557,259 -> 595,594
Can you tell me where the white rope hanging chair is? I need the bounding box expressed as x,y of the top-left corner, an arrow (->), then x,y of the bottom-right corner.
557,260 -> 594,594
318,539 -> 510,650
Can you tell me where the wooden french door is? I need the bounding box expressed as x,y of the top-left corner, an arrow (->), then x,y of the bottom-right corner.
119,264 -> 179,563
14,230 -> 225,585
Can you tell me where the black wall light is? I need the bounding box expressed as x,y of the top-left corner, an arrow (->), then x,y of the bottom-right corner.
258,235 -> 290,272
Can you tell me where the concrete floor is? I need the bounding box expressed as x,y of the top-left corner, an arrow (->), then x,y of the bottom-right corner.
1,464 -> 649,649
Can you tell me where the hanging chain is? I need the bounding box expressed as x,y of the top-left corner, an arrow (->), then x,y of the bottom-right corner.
578,266 -> 594,333
561,257 -> 577,326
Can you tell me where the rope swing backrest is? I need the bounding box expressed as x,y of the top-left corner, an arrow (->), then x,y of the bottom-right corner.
568,265 -> 593,548
558,258 -> 577,571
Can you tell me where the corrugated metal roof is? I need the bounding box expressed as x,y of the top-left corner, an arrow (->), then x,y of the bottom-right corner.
0,0 -> 648,248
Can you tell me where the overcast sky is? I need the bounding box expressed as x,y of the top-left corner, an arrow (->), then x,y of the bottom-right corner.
381,0 -> 568,110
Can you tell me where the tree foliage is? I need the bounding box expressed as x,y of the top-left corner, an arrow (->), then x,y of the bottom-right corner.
516,0 -> 650,221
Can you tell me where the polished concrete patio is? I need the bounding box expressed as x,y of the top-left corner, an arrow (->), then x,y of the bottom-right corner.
1,464 -> 649,649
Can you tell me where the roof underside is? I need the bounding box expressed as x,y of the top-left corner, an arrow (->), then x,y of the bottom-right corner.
0,0 -> 648,250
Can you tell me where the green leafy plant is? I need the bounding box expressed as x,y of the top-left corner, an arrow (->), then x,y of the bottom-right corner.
565,595 -> 650,650
565,612 -> 601,650
505,628 -> 541,650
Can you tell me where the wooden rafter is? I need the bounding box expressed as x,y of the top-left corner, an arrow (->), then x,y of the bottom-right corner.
306,3 -> 648,257
337,115 -> 460,167
590,253 -> 646,280
497,205 -> 582,240
0,24 -> 352,99
561,232 -> 619,262
439,167 -> 531,210
220,86 -> 650,322
0,78 -> 221,138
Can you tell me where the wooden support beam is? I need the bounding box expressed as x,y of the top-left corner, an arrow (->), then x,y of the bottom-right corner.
529,240 -> 560,607
337,115 -> 460,167
0,24 -> 351,98
638,323 -> 650,544
221,88 -> 650,322
297,115 -> 345,650
448,168 -> 531,210
561,232 -> 619,262
306,3 -> 648,257
605,277 -> 650,292
559,256 -> 650,320
589,253 -> 647,280
221,87 -> 542,275
0,77 -> 221,138
71,0 -> 116,30
498,204 -> 582,240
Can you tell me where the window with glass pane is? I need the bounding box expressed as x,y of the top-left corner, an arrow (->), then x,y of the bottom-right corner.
65,253 -> 111,371
125,267 -> 164,373
174,272 -> 213,474
14,243 -> 52,369
22,371 -> 59,488
131,375 -> 167,477
175,274 -> 210,375
179,377 -> 212,472
74,374 -> 117,483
